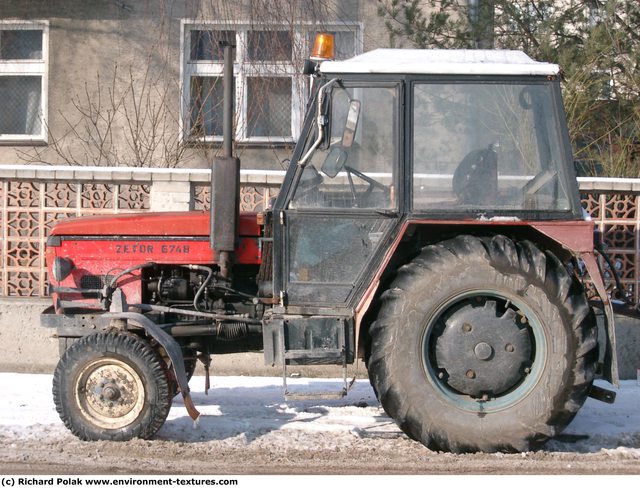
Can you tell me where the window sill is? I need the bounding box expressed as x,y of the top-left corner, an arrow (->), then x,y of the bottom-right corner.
184,139 -> 296,150
0,138 -> 47,146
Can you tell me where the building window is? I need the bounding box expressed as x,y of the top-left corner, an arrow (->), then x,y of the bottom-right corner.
0,21 -> 48,144
182,22 -> 360,144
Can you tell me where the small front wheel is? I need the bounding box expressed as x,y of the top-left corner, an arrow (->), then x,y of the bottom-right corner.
53,332 -> 172,441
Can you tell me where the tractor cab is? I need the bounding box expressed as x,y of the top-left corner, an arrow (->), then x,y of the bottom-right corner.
271,49 -> 582,311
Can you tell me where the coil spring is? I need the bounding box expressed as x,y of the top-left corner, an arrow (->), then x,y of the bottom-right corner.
217,321 -> 248,340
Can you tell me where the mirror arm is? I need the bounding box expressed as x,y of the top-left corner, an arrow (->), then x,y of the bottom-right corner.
298,78 -> 338,168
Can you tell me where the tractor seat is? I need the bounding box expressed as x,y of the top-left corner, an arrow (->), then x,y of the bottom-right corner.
452,145 -> 498,206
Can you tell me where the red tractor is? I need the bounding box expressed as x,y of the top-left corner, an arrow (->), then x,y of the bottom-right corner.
42,36 -> 620,453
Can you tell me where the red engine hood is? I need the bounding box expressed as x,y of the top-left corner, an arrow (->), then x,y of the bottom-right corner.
50,211 -> 261,237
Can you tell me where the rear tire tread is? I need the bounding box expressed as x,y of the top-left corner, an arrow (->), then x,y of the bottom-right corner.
367,235 -> 598,452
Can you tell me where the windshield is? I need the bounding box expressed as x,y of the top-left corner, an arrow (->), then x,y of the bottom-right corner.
412,82 -> 573,213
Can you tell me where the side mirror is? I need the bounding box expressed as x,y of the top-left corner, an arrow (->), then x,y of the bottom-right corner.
321,146 -> 347,178
341,100 -> 360,148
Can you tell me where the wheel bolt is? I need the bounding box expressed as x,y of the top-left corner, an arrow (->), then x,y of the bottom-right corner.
466,369 -> 476,379
520,316 -> 528,324
524,367 -> 531,374
505,343 -> 515,352
481,394 -> 490,401
462,323 -> 473,333
438,372 -> 444,379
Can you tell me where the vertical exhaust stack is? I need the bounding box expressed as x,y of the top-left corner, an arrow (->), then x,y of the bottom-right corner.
211,42 -> 240,281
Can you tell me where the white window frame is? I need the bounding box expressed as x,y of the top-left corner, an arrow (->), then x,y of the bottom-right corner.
180,20 -> 362,144
0,20 -> 49,144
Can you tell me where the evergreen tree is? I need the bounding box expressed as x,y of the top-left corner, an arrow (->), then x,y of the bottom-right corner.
377,0 -> 640,176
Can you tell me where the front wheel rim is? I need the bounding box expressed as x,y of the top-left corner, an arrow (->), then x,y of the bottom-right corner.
421,289 -> 547,413
75,358 -> 146,430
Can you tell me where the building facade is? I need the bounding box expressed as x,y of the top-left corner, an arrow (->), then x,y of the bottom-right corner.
0,0 -> 388,170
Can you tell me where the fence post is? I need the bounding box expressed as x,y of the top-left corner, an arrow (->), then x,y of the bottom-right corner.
149,181 -> 193,212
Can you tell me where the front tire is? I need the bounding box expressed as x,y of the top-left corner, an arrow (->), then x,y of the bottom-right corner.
367,235 -> 598,453
53,332 -> 172,441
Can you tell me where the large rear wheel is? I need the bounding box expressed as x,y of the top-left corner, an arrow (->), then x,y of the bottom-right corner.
53,332 -> 172,441
367,235 -> 598,452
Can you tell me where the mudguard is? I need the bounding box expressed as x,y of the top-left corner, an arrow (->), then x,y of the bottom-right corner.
102,311 -> 201,421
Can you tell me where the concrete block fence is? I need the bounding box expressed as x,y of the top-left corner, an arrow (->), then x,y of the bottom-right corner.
0,165 -> 639,376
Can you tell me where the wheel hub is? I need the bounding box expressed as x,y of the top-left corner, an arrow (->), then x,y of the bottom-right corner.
433,299 -> 533,398
75,359 -> 145,429
101,383 -> 121,401
473,342 -> 493,361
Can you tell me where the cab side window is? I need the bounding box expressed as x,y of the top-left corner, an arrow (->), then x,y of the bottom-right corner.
291,85 -> 397,210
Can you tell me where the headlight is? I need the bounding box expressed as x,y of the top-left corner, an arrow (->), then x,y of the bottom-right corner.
52,256 -> 75,282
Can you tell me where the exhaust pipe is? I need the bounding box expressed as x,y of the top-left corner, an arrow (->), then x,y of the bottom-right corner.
211,41 -> 240,281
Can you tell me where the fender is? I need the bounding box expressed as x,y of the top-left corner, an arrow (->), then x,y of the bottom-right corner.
533,221 -> 618,386
576,253 -> 618,386
355,219 -> 619,386
102,311 -> 201,421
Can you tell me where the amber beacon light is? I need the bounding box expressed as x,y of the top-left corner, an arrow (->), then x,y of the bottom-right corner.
311,33 -> 335,61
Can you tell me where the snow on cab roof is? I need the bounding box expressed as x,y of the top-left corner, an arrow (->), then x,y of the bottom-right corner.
319,49 -> 559,76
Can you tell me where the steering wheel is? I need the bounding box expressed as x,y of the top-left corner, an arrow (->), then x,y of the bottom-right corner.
344,165 -> 389,207
452,146 -> 498,206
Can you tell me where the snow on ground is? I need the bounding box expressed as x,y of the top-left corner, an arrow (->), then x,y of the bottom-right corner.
1,373 -> 639,454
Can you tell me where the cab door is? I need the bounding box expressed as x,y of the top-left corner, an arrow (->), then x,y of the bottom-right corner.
275,82 -> 403,309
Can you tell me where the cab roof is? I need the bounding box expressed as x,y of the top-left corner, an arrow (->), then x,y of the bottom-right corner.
319,49 -> 559,77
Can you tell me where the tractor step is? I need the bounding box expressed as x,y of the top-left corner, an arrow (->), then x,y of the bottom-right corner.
284,389 -> 348,401
284,349 -> 344,363
282,348 -> 351,401
265,316 -> 355,401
